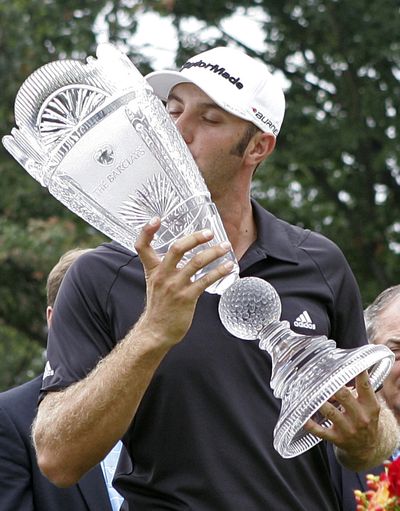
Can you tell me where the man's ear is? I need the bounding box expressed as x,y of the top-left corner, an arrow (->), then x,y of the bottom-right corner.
246,132 -> 276,166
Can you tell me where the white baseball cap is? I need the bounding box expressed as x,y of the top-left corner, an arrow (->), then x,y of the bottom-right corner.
146,46 -> 285,136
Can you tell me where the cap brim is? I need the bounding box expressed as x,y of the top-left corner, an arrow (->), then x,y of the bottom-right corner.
146,70 -> 194,101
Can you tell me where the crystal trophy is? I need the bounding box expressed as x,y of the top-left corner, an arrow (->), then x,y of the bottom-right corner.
2,43 -> 238,294
218,276 -> 394,458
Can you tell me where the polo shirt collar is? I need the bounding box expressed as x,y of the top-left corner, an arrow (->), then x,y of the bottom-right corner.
250,199 -> 299,264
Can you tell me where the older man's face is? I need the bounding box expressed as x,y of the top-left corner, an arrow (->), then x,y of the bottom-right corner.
374,295 -> 400,423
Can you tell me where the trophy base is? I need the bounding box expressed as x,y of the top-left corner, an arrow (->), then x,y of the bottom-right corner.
272,342 -> 393,458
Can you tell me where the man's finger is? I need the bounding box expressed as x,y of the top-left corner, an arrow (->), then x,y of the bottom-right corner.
355,370 -> 375,402
190,259 -> 235,296
179,241 -> 232,281
162,229 -> 214,269
134,217 -> 162,271
303,416 -> 332,441
303,405 -> 340,443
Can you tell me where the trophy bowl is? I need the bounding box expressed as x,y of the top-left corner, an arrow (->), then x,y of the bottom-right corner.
2,43 -> 239,294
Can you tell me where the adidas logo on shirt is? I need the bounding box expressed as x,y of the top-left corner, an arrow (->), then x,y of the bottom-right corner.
293,311 -> 316,330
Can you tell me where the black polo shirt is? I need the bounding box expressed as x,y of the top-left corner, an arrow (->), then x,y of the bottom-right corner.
43,200 -> 366,510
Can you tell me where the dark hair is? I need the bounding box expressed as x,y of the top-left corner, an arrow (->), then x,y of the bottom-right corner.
230,123 -> 261,157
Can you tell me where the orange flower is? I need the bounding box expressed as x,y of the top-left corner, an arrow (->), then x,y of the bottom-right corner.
354,460 -> 400,510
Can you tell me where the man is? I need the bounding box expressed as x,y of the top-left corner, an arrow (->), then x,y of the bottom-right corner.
0,249 -> 122,511
328,285 -> 400,510
32,46 -> 397,510
365,285 -> 400,426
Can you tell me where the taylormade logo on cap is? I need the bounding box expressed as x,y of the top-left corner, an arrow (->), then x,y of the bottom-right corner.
146,46 -> 285,136
180,59 -> 244,90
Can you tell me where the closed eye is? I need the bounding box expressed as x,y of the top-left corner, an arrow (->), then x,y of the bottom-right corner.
166,97 -> 182,119
168,109 -> 181,119
201,116 -> 220,125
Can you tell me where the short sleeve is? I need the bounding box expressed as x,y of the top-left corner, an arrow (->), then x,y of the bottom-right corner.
42,248 -> 119,393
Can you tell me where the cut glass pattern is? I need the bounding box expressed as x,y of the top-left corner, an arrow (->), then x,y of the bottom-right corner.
38,85 -> 108,150
119,173 -> 181,228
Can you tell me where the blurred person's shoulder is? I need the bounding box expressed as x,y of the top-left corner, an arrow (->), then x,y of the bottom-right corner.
73,241 -> 138,273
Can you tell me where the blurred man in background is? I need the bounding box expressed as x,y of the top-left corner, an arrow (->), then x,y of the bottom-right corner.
365,285 -> 400,430
0,248 -> 123,511
328,284 -> 400,510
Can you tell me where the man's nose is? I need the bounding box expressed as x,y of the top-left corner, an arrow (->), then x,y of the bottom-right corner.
174,113 -> 194,145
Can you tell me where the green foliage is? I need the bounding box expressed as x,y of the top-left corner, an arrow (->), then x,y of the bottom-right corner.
0,324 -> 44,392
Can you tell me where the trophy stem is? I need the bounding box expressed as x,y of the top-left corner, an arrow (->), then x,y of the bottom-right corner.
258,321 -> 336,397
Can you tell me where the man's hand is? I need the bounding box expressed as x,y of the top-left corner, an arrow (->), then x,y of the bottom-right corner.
304,371 -> 398,470
135,217 -> 234,348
